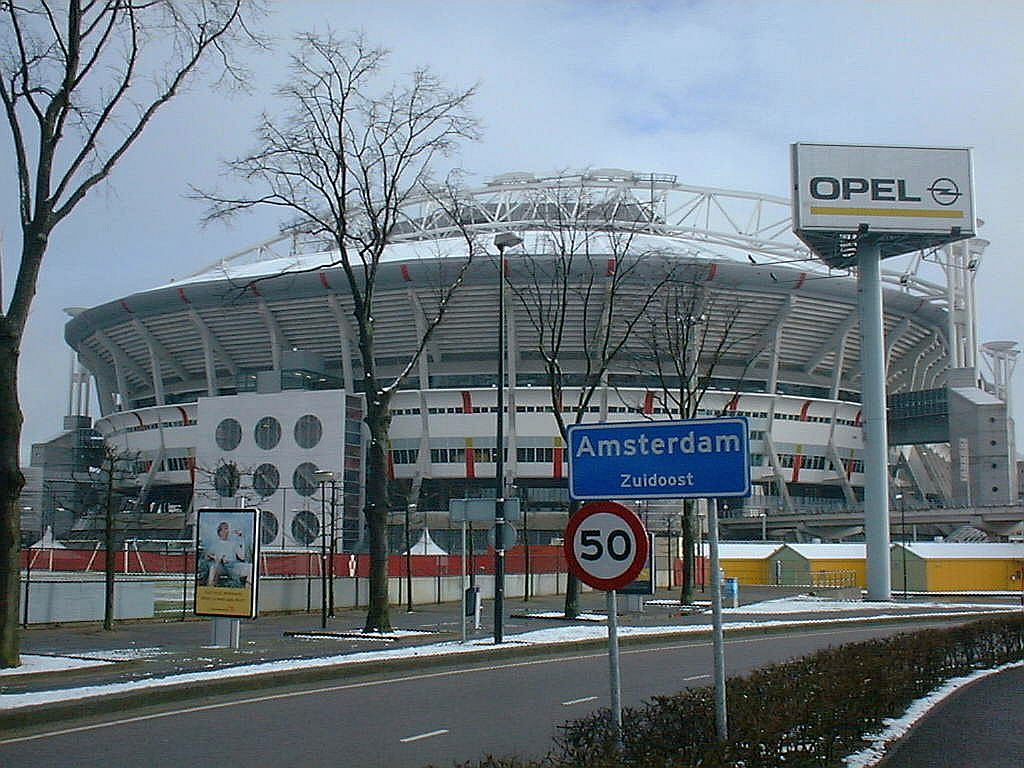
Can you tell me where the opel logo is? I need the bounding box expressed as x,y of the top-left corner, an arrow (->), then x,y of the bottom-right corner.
927,177 -> 962,206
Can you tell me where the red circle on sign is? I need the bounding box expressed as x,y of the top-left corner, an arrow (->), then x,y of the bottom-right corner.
563,501 -> 649,591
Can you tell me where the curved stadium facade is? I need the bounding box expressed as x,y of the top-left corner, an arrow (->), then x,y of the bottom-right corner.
64,170 -> 978,550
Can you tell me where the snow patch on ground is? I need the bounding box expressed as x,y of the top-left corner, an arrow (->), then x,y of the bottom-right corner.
0,655 -> 113,677
723,595 -> 1015,614
842,660 -> 1024,767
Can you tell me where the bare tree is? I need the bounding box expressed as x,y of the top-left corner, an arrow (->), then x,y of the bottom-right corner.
95,446 -> 137,630
506,176 -> 675,618
627,278 -> 756,603
199,32 -> 479,632
0,0 -> 262,667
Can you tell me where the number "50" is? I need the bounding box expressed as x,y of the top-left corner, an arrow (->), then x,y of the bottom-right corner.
579,529 -> 633,562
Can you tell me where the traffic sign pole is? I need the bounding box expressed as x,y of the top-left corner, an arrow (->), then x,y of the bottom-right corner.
606,588 -> 622,748
708,498 -> 727,741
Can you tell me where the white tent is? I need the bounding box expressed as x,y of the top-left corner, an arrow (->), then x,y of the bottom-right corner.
403,526 -> 447,556
29,525 -> 66,549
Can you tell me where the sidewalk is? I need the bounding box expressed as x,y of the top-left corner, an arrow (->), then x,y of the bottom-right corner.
1,587 -> 1019,740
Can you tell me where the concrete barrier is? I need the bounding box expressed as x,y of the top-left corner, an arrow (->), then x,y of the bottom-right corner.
19,577 -> 154,623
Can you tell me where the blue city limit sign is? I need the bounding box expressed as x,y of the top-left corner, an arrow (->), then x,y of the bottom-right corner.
567,418 -> 752,500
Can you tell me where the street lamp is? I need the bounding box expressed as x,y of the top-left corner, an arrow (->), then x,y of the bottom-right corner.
896,491 -> 907,598
405,503 -> 416,612
314,470 -> 336,625
493,231 -> 522,644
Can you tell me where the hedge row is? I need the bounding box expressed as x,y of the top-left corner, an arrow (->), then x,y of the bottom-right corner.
450,615 -> 1024,768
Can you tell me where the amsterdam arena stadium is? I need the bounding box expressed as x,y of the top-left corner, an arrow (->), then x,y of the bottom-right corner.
61,169 -> 1019,549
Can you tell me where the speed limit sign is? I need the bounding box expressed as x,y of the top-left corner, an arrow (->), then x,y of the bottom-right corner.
564,501 -> 649,591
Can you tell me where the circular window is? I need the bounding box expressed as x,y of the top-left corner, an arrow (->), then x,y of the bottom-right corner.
254,417 -> 282,450
253,463 -> 280,498
214,464 -> 240,498
294,414 -> 323,449
260,511 -> 280,545
291,510 -> 320,545
292,462 -> 320,497
215,418 -> 242,451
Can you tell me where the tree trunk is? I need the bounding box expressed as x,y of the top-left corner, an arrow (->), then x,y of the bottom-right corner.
680,499 -> 695,604
362,398 -> 392,632
103,469 -> 116,631
0,331 -> 24,667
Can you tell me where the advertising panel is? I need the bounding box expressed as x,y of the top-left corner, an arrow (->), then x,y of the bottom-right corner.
791,143 -> 975,266
194,508 -> 260,619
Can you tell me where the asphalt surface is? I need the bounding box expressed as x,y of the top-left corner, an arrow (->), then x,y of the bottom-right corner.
1,587 -> 1021,767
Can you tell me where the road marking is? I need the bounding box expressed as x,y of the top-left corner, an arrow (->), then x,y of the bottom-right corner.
561,695 -> 598,706
400,729 -> 449,743
0,624 -> 909,746
682,674 -> 710,682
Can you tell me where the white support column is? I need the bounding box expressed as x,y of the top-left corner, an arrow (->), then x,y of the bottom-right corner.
148,346 -> 165,406
256,300 -> 287,371
327,294 -> 355,393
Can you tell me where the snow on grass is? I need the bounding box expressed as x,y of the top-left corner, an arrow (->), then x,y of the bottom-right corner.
842,660 -> 1024,767
0,655 -> 113,677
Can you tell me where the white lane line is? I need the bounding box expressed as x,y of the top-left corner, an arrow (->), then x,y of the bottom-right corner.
399,729 -> 449,743
562,695 -> 599,706
682,674 -> 711,682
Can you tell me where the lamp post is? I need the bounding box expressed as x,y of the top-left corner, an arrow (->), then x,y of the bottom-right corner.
313,470 -> 336,625
493,231 -> 522,644
405,502 -> 415,612
896,491 -> 907,598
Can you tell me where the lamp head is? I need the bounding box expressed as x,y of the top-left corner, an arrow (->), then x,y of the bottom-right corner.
494,232 -> 523,250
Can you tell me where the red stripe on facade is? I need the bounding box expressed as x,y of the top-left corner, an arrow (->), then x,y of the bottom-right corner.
319,271 -> 331,289
726,394 -> 740,412
247,282 -> 261,297
795,272 -> 808,290
792,454 -> 803,484
706,263 -> 717,281
120,299 -> 133,314
553,447 -> 563,479
854,410 -> 862,427
465,439 -> 475,479
643,391 -> 654,415
400,264 -> 411,282
798,400 -> 812,421
387,450 -> 395,480
607,258 -> 617,277
177,287 -> 191,304
176,406 -> 190,426
461,391 -> 473,414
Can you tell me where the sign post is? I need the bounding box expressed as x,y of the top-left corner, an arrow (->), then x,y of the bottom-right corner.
792,142 -> 976,600
564,500 -> 650,744
566,418 -> 750,742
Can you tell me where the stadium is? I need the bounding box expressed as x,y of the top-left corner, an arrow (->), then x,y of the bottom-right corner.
52,169 -> 1019,551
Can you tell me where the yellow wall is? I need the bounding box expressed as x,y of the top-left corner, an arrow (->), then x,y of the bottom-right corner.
808,558 -> 867,588
925,558 -> 1024,591
720,558 -> 770,585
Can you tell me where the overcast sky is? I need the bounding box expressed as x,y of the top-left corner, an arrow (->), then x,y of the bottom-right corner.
3,0 -> 1024,460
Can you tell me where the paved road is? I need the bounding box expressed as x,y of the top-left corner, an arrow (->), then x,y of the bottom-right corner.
0,623 -> 939,768
881,665 -> 1024,768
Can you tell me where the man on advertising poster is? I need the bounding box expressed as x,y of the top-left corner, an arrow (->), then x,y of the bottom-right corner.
195,508 -> 260,618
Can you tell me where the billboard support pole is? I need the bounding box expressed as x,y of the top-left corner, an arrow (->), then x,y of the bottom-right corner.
708,498 -> 727,741
857,242 -> 892,600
